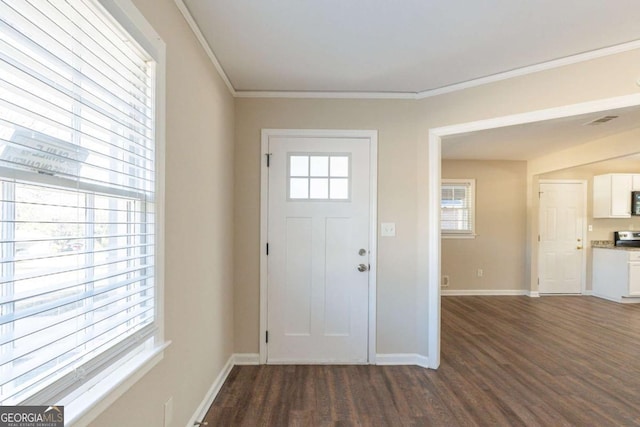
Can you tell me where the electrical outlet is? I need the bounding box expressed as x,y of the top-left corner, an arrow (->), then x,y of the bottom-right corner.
381,222 -> 396,237
477,269 -> 483,278
442,275 -> 450,287
164,397 -> 173,427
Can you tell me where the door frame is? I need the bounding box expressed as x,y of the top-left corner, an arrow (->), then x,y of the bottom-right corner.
537,179 -> 588,295
427,93 -> 640,369
259,129 -> 378,364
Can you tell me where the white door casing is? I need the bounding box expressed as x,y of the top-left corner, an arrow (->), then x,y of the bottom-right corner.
538,181 -> 587,294
260,129 -> 377,364
429,94 -> 640,370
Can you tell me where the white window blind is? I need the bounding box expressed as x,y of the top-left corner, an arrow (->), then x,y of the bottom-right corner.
0,0 -> 156,405
441,179 -> 475,235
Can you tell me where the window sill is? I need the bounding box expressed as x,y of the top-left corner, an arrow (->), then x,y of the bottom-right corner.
63,340 -> 171,427
442,234 -> 477,239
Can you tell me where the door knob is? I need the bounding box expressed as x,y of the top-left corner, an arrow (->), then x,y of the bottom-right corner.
577,246 -> 583,250
357,263 -> 369,272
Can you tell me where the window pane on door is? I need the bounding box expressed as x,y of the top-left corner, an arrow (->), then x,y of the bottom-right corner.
290,178 -> 309,199
288,154 -> 350,200
290,156 -> 309,176
310,178 -> 329,199
310,156 -> 329,177
330,178 -> 349,199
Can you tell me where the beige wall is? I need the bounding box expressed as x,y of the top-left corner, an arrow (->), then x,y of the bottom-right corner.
442,160 -> 527,292
235,49 -> 640,358
90,1 -> 236,426
528,128 -> 640,293
440,156 -> 640,295
234,100 -> 421,354
529,128 -> 640,176
540,156 -> 640,290
82,4 -> 640,422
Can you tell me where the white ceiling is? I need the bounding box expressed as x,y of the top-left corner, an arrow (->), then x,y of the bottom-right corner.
182,0 -> 640,94
180,1 -> 640,161
441,106 -> 640,160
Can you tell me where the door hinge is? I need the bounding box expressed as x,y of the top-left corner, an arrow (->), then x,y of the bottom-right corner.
537,278 -> 540,285
538,235 -> 540,242
265,330 -> 269,343
266,153 -> 272,167
266,243 -> 269,255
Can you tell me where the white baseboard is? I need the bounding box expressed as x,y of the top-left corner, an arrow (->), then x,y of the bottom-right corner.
414,354 -> 429,368
592,293 -> 640,303
583,290 -> 593,296
442,289 -> 527,296
188,351 -> 431,425
234,353 -> 260,365
376,354 -> 429,368
591,293 -> 620,303
186,354 -> 235,427
527,291 -> 540,298
186,354 -> 259,426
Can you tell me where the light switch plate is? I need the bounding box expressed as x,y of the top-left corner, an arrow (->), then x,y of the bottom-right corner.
381,222 -> 396,237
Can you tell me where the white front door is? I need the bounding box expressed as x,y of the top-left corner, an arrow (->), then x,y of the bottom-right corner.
266,134 -> 372,363
538,181 -> 585,294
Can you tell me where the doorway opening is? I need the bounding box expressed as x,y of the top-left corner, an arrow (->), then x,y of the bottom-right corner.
427,93 -> 640,368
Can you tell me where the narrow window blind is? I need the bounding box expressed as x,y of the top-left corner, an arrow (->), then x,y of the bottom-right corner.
0,0 -> 156,405
441,179 -> 475,235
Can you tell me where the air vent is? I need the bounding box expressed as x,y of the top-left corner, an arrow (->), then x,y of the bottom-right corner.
584,115 -> 619,125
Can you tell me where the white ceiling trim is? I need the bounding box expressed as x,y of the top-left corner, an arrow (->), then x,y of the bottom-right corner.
174,0 -> 237,96
175,0 -> 640,100
234,91 -> 419,100
433,93 -> 640,137
416,40 -> 640,100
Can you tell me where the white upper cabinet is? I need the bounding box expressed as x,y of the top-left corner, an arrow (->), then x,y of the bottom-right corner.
593,173 -> 638,218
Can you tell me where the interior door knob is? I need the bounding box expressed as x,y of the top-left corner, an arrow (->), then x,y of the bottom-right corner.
577,246 -> 583,250
357,263 -> 369,272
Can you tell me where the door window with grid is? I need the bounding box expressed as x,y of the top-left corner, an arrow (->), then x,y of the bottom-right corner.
441,179 -> 475,237
0,0 -> 160,405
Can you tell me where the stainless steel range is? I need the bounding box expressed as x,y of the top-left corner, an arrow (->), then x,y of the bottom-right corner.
614,231 -> 640,247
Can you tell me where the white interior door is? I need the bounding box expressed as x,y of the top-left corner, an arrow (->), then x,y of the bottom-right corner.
538,182 -> 585,294
266,135 -> 371,363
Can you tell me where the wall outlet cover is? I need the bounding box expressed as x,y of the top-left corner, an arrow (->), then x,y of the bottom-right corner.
442,275 -> 450,287
164,397 -> 173,427
381,222 -> 396,237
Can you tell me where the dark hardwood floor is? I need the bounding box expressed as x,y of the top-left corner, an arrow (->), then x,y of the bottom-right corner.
203,296 -> 640,426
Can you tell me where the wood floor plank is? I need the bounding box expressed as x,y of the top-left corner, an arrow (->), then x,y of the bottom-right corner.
203,296 -> 640,426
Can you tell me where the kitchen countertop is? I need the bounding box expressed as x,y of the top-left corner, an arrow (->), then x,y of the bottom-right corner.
591,240 -> 640,251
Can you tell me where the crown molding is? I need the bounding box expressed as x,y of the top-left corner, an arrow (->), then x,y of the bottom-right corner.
173,2 -> 640,101
234,90 -> 419,99
430,93 -> 640,137
415,39 -> 640,100
174,0 -> 237,96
